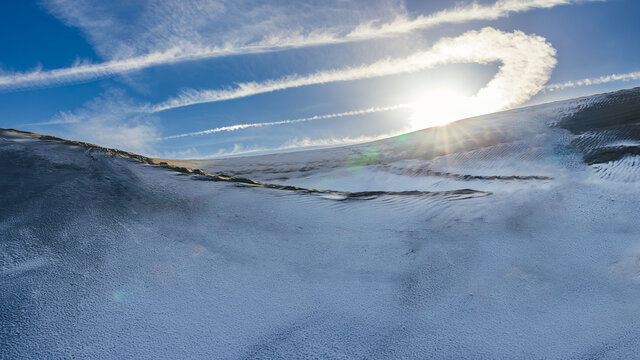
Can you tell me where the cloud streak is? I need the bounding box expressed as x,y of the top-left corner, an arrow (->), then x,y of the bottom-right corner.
545,70 -> 640,91
161,104 -> 410,140
1,0 -> 587,91
346,0 -> 599,39
0,46 -> 259,91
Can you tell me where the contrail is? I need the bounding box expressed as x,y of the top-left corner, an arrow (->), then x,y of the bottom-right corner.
545,70 -> 640,91
200,130 -> 407,158
160,104 -> 411,140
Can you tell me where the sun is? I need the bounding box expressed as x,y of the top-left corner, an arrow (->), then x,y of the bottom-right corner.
408,88 -> 505,131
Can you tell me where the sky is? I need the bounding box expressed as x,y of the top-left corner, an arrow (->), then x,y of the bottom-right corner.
1,0 -> 639,158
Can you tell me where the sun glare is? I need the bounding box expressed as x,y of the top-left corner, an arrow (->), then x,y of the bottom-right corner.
408,90 -> 504,131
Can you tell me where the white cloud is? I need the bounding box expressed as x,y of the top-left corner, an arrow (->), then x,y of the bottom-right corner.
545,70 -> 640,91
0,0 -> 588,91
43,0 -> 402,58
42,91 -> 161,154
150,27 -> 557,115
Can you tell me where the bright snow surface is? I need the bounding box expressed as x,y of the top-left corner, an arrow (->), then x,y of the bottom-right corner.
1,88 -> 640,358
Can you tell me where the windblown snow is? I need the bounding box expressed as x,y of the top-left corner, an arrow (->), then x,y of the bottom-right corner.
1,88 -> 640,359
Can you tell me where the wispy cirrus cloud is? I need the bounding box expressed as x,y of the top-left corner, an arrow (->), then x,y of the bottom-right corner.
0,0 -> 590,91
149,27 -> 557,115
38,90 -> 161,154
545,70 -> 640,91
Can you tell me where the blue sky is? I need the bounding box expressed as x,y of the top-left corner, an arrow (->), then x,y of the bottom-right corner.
1,0 -> 639,158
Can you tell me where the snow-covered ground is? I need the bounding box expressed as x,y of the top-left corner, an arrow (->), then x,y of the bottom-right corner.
1,88 -> 640,358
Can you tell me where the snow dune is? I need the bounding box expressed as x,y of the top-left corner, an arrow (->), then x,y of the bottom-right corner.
1,88 -> 640,358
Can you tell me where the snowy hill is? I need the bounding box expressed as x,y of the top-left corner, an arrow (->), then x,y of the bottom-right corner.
1,87 -> 640,358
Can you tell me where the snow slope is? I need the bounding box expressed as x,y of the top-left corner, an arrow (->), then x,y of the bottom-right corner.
1,88 -> 640,359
